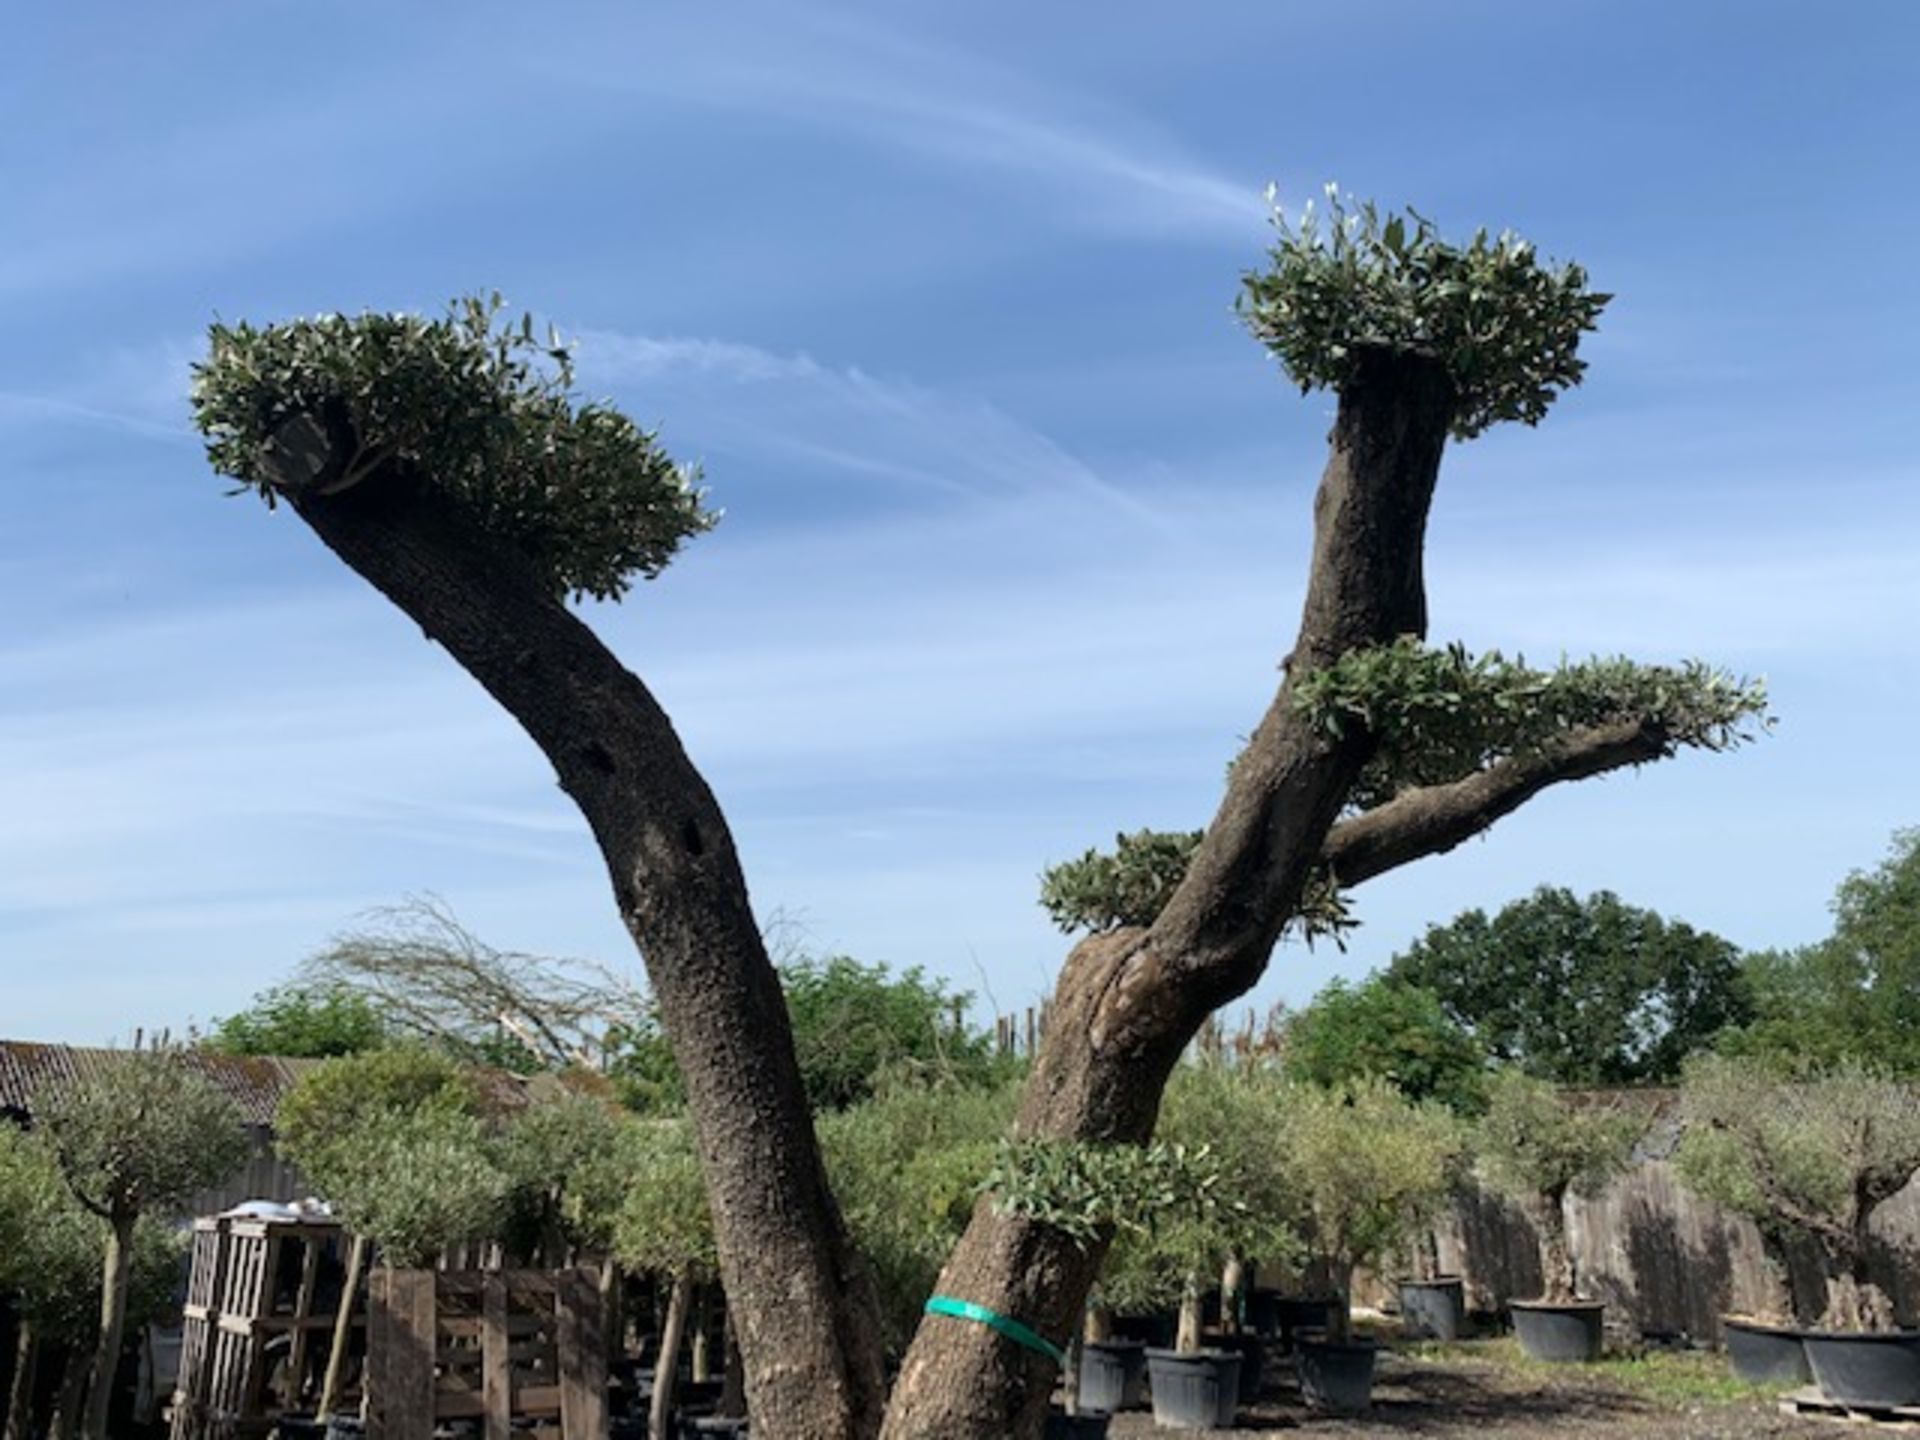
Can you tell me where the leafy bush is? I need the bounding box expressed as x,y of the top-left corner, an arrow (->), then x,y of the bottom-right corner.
611,1120 -> 717,1282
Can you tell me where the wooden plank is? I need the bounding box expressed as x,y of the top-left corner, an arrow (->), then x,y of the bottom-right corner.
557,1267 -> 606,1440
483,1274 -> 511,1440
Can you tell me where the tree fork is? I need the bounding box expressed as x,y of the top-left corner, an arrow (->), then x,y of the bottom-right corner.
274,456 -> 888,1439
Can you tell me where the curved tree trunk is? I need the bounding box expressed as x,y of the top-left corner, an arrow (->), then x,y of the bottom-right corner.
274,449 -> 888,1438
879,350 -> 1457,1439
80,1215 -> 135,1440
317,1232 -> 367,1421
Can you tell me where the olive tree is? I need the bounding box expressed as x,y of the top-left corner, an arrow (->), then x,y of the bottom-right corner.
1474,1071 -> 1642,1303
276,1048 -> 501,1420
611,1120 -> 718,1440
37,1051 -> 248,1440
1676,1055 -> 1920,1330
1278,1078 -> 1465,1342
0,1128 -> 182,1440
192,187 -> 1765,1438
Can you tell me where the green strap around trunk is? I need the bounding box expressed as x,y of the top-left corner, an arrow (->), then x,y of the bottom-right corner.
924,1294 -> 1066,1366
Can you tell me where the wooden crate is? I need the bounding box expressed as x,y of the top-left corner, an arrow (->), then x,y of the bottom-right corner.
1781,1384 -> 1920,1429
170,1216 -> 360,1440
367,1268 -> 606,1440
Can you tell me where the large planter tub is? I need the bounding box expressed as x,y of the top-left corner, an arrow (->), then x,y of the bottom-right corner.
1802,1329 -> 1920,1409
1510,1299 -> 1605,1362
1722,1316 -> 1810,1386
1144,1348 -> 1241,1429
1400,1276 -> 1468,1341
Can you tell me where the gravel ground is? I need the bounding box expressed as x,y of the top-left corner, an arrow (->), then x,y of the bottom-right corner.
1102,1344 -> 1843,1439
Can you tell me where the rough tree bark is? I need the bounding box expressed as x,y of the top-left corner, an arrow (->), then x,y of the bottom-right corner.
879,349 -> 1457,1438
264,445 -> 888,1439
79,1215 -> 134,1440
1528,1188 -> 1577,1303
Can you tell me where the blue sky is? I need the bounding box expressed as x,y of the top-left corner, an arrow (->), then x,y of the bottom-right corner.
3,2 -> 1916,1044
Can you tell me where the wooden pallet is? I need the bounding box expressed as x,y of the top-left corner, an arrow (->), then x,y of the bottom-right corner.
1781,1385 -> 1920,1429
170,1216 -> 360,1440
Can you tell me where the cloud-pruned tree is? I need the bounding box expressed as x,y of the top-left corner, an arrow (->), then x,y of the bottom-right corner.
191,187 -> 1766,1438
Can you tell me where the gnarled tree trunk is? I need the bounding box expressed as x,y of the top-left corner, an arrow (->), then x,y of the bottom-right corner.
1529,1188 -> 1577,1304
79,1215 -> 134,1440
4,1321 -> 36,1440
273,450 -> 888,1439
879,350 -> 1457,1438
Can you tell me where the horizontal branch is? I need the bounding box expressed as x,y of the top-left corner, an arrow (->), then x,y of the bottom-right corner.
1322,716 -> 1671,888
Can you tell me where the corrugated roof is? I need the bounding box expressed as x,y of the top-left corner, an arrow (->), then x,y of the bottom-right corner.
0,1042 -> 320,1127
0,1041 -> 557,1129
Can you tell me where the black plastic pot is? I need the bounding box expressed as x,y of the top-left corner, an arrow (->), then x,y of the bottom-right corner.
1400,1276 -> 1468,1341
1043,1410 -> 1112,1440
679,1417 -> 750,1439
1296,1337 -> 1378,1413
1802,1329 -> 1920,1409
1204,1330 -> 1265,1401
1077,1339 -> 1147,1412
1273,1296 -> 1343,1353
1144,1348 -> 1241,1429
1510,1299 -> 1605,1362
274,1419 -> 326,1440
1722,1316 -> 1811,1385
323,1421 -> 364,1440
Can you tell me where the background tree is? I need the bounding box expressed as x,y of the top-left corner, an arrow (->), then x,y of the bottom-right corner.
1474,1071 -> 1642,1304
1388,886 -> 1751,1084
1720,829 -> 1920,1074
193,191 -> 1766,1438
1675,1055 -> 1920,1330
204,981 -> 390,1058
37,1051 -> 248,1440
613,955 -> 999,1115
1280,976 -> 1487,1113
300,896 -> 647,1072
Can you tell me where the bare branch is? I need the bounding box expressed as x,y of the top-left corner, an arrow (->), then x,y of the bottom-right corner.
1322,716 -> 1671,889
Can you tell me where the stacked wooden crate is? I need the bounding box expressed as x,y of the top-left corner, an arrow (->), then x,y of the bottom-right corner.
366,1268 -> 606,1440
169,1215 -> 358,1440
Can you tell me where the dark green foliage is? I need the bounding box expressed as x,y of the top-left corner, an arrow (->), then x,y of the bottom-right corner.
1294,641 -> 1769,813
191,295 -> 715,602
493,1093 -> 637,1258
205,982 -> 390,1058
609,954 -> 997,1114
1281,976 -> 1488,1113
1720,829 -> 1920,1074
1238,184 -> 1610,439
1388,887 -> 1752,1085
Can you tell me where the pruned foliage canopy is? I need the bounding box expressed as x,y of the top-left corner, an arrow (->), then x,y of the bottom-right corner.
191,295 -> 715,601
1239,184 -> 1610,439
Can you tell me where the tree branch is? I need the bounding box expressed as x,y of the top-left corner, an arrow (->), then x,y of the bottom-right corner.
1321,716 -> 1672,888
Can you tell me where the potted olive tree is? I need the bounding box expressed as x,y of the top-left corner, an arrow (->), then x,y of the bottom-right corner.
1680,1057 -> 1920,1405
38,1049 -> 249,1440
1280,1078 -> 1464,1411
276,1048 -> 503,1431
1674,1053 -> 1813,1383
1474,1071 -> 1642,1362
